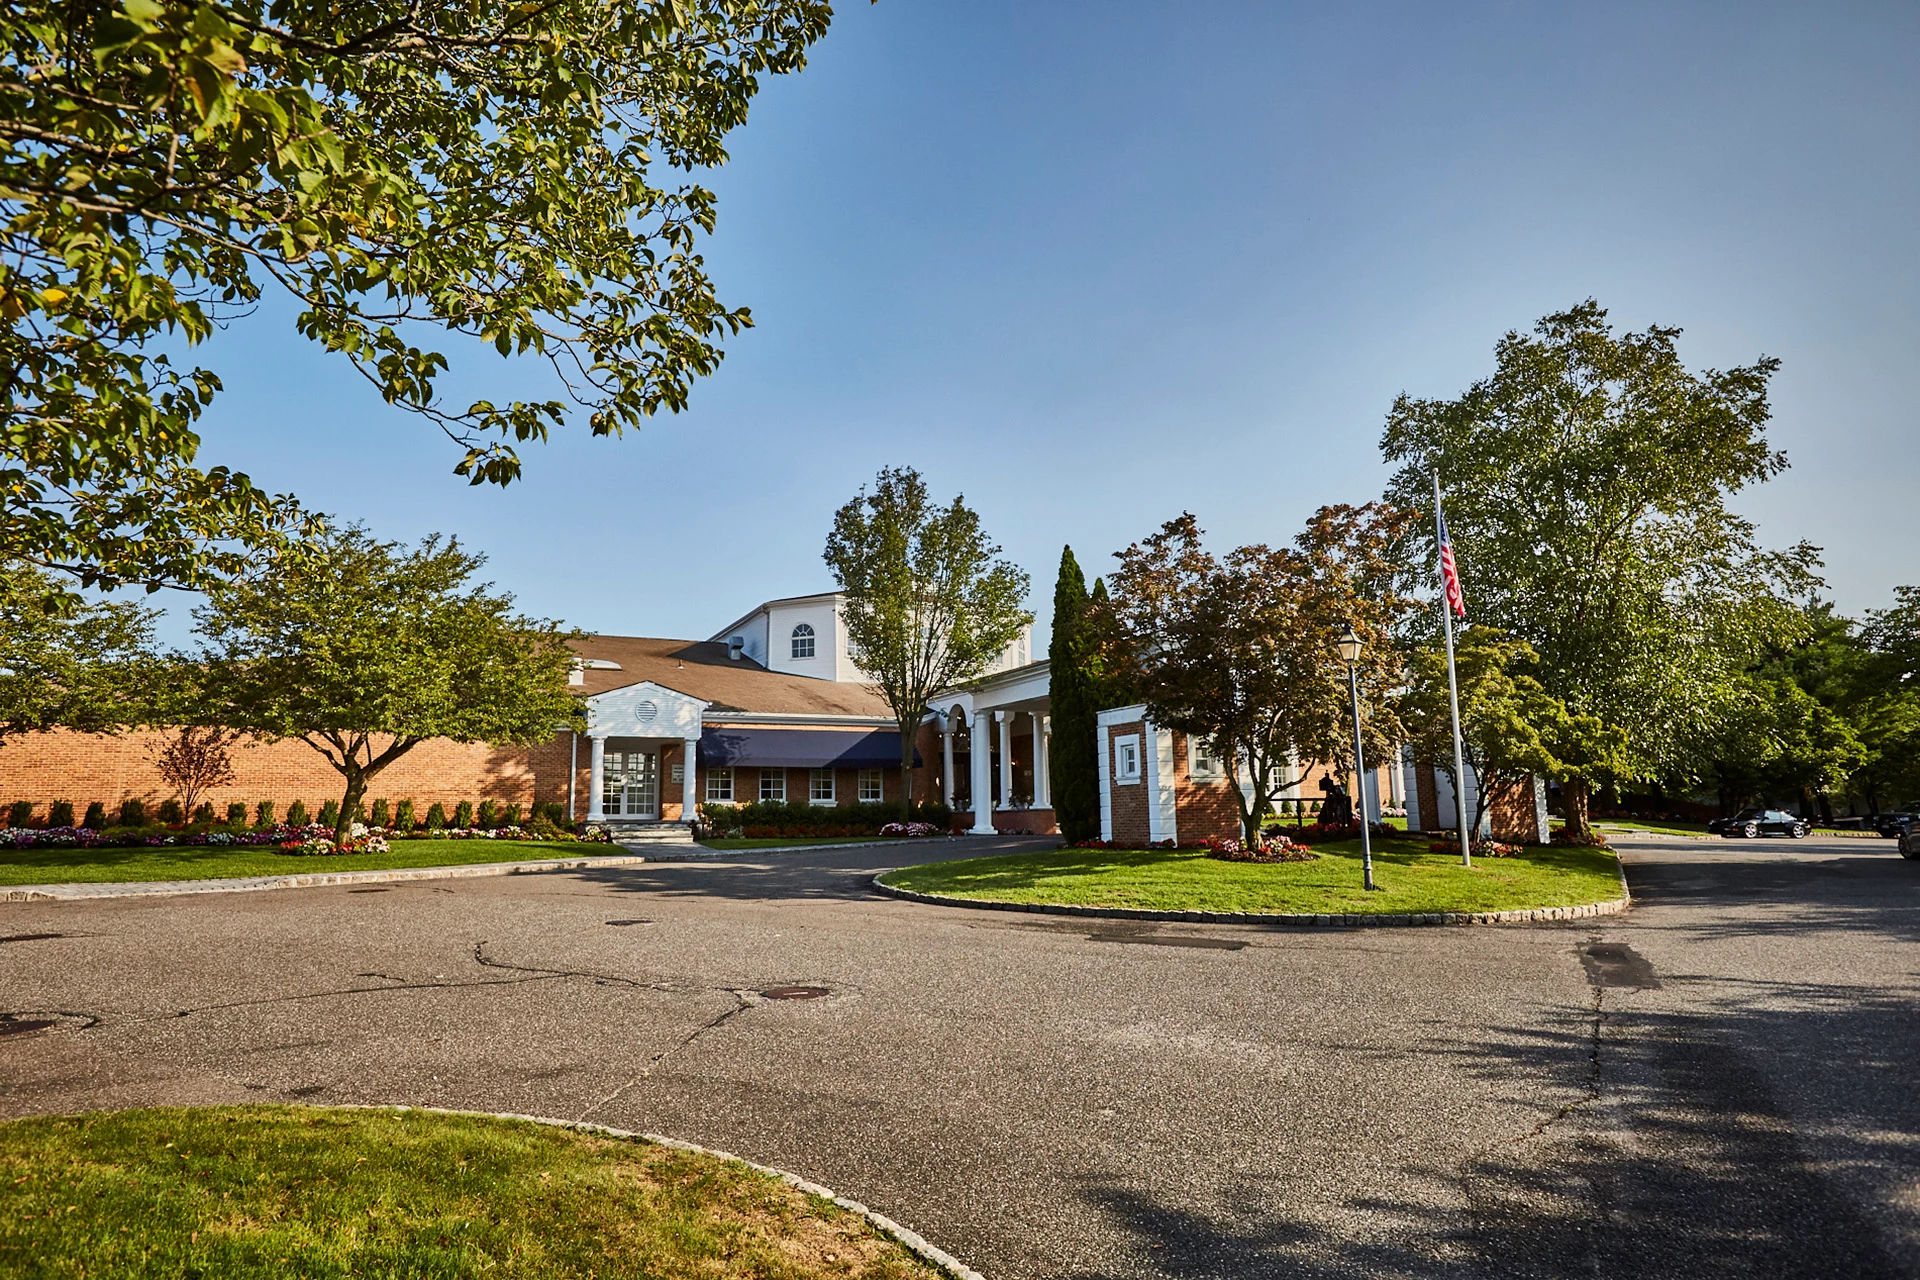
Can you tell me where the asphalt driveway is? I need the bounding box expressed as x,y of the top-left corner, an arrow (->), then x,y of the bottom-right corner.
2,832 -> 1916,1278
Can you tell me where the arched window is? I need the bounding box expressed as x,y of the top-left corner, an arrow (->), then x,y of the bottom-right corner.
790,623 -> 816,659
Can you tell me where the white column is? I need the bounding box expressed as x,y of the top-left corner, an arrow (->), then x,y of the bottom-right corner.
587,735 -> 607,821
968,715 -> 994,834
940,717 -> 955,808
683,735 -> 701,823
1032,712 -> 1048,808
996,711 -> 1012,810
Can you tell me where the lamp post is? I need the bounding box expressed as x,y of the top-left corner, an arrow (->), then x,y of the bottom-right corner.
1335,621 -> 1377,892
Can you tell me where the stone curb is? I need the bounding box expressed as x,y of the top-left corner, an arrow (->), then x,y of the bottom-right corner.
0,853 -> 652,903
339,1106 -> 986,1280
870,856 -> 1632,928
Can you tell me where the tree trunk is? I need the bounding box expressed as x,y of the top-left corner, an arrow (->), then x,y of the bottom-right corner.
899,718 -> 917,826
1562,777 -> 1592,840
337,768 -> 367,847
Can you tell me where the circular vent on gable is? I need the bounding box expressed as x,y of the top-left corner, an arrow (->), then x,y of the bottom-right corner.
634,700 -> 659,725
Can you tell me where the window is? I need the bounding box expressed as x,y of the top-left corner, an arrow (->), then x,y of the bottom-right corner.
1114,735 -> 1142,784
1190,737 -> 1224,780
810,768 -> 835,803
858,769 -> 884,802
706,768 -> 733,803
790,623 -> 816,659
760,769 -> 786,802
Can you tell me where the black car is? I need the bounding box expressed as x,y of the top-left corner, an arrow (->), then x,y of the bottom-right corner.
1707,807 -> 1811,839
1901,824 -> 1920,860
1872,805 -> 1920,838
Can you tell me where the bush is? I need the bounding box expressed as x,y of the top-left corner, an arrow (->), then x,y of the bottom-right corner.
286,800 -> 308,827
255,800 -> 276,828
369,798 -> 390,828
1551,826 -> 1610,848
156,798 -> 184,825
119,799 -> 145,827
48,800 -> 75,828
699,799 -> 951,836
192,802 -> 217,825
477,798 -> 499,828
82,802 -> 106,830
501,802 -> 521,826
424,802 -> 448,830
319,799 -> 340,828
7,800 -> 33,827
394,798 -> 416,831
454,800 -> 474,828
226,801 -> 249,827
532,800 -> 565,825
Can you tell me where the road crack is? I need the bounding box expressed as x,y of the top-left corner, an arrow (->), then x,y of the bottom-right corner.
571,991 -> 754,1126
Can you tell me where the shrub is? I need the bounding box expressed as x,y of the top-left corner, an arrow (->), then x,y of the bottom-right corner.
192,802 -> 217,825
48,800 -> 75,828
697,799 -> 949,836
369,798 -> 390,828
502,802 -> 521,826
119,798 -> 146,827
286,800 -> 308,827
424,801 -> 448,830
255,800 -> 276,827
477,798 -> 499,828
454,800 -> 474,828
533,800 -> 566,825
82,802 -> 106,829
319,799 -> 340,828
394,798 -> 416,831
7,800 -> 33,827
156,798 -> 184,825
226,801 -> 249,827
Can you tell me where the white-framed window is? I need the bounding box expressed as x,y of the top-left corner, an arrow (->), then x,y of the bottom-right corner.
858,769 -> 884,802
810,768 -> 836,803
706,767 -> 733,803
760,769 -> 786,802
1190,737 -> 1224,780
1113,734 -> 1142,784
791,623 -> 816,659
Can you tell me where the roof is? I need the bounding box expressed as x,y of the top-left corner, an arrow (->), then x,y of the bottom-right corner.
699,727 -> 918,768
706,590 -> 843,644
568,636 -> 892,719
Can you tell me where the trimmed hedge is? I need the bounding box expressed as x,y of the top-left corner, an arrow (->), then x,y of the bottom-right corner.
701,800 -> 952,835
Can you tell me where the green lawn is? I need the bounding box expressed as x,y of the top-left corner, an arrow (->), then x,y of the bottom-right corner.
0,1106 -> 937,1279
1594,818 -> 1710,837
0,838 -> 620,886
881,838 -> 1623,916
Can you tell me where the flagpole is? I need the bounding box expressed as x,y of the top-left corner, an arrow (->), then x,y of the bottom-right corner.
1435,470 -> 1473,868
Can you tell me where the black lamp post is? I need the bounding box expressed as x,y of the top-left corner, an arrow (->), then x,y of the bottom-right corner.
1335,621 -> 1377,891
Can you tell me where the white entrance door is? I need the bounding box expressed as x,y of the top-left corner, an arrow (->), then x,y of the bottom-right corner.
603,750 -> 659,819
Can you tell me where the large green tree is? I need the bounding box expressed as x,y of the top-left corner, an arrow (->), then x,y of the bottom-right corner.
823,466 -> 1033,817
0,0 -> 830,595
1381,302 -> 1821,837
1108,506 -> 1412,845
190,527 -> 581,844
0,563 -> 158,742
1046,546 -> 1099,841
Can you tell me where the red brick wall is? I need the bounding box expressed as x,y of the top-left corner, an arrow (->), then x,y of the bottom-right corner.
1104,719 -> 1149,846
1414,761 -> 1438,833
1172,732 -> 1241,843
1489,778 -> 1544,843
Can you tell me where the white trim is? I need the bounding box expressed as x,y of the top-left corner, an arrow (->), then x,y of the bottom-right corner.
1097,703 -> 1149,728
1098,725 -> 1114,841
1113,734 -> 1142,784
1147,725 -> 1177,844
701,712 -> 899,728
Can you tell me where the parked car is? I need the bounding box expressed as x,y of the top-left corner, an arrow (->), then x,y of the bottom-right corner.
1707,808 -> 1810,839
1871,805 -> 1920,838
1901,824 -> 1920,860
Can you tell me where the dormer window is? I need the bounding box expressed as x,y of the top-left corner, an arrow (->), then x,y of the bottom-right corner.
790,623 -> 816,659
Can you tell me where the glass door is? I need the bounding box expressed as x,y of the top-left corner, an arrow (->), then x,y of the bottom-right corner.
603,749 -> 659,819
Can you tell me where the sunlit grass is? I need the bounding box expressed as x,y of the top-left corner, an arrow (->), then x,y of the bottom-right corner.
0,839 -> 619,886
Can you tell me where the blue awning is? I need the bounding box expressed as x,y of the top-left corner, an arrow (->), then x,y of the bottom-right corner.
698,727 -> 918,769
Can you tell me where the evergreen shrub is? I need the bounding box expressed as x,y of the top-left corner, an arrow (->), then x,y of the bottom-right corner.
226,802 -> 248,827
82,802 -> 106,829
319,799 -> 340,828
192,803 -> 216,825
502,802 -> 521,826
286,800 -> 308,826
477,799 -> 498,828
8,800 -> 34,827
395,799 -> 416,831
119,799 -> 145,827
49,801 -> 75,828
424,802 -> 448,830
369,799 -> 390,828
255,800 -> 275,827
157,799 -> 184,825
454,800 -> 474,828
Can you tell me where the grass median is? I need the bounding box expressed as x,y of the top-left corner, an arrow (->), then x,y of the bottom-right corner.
0,1106 -> 939,1279
0,839 -> 622,887
880,837 -> 1623,916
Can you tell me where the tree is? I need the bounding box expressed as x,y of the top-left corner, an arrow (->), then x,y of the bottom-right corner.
0,0 -> 832,597
1107,507 -> 1413,845
0,564 -> 158,743
1395,628 -> 1567,839
823,467 -> 1033,818
1046,547 -> 1100,841
150,725 -> 239,819
190,527 -> 581,844
1381,301 -> 1822,839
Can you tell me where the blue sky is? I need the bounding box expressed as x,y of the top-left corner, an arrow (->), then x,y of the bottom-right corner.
177,0 -> 1919,647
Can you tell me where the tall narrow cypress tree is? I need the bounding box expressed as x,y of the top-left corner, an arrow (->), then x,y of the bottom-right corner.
1049,547 -> 1100,841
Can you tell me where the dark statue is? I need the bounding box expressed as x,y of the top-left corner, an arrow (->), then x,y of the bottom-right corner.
1318,775 -> 1354,827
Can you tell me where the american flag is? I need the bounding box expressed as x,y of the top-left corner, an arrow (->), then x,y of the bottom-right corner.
1436,499 -> 1466,618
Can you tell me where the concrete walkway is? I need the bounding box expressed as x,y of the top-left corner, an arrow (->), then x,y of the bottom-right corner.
3,833 -> 1915,1277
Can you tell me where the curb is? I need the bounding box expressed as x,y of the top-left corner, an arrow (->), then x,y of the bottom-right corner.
870,856 -> 1632,928
0,853 -> 652,903
343,1106 -> 985,1280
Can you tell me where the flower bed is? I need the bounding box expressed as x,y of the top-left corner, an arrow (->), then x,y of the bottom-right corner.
877,821 -> 944,838
1427,836 -> 1524,858
1202,834 -> 1318,863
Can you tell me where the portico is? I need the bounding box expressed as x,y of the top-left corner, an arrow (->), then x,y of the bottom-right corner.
930,659 -> 1054,836
584,681 -> 708,823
